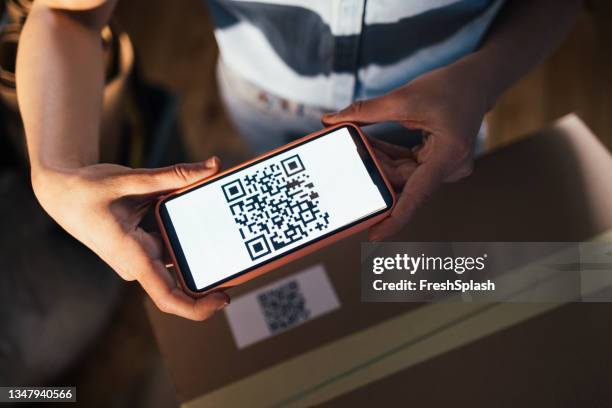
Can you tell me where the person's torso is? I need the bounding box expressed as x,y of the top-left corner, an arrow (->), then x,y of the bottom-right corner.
206,0 -> 504,110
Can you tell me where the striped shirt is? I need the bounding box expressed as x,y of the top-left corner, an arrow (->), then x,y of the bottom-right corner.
206,0 -> 505,111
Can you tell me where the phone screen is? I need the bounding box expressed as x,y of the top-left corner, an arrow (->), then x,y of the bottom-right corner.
160,126 -> 393,292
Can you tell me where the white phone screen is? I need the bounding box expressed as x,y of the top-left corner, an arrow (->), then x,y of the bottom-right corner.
163,127 -> 389,290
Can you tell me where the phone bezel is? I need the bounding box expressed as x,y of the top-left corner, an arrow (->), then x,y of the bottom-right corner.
158,125 -> 394,293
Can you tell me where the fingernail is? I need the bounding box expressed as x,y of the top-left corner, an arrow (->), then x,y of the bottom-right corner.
205,156 -> 219,167
213,292 -> 230,311
322,112 -> 337,120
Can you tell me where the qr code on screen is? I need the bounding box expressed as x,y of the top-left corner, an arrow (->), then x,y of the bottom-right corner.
257,280 -> 311,334
221,154 -> 330,261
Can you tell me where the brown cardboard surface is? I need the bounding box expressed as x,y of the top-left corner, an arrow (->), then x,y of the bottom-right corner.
324,301 -> 612,407
145,115 -> 612,406
146,230 -> 425,402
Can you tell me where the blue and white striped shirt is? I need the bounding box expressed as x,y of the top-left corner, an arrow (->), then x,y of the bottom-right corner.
207,0 -> 504,110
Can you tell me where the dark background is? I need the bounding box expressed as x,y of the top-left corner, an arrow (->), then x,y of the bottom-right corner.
1,0 -> 611,406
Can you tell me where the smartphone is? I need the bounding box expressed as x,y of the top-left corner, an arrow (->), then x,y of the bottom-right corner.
156,123 -> 396,296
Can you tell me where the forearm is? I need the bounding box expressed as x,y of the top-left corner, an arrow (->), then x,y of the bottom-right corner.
16,1 -> 114,177
458,0 -> 582,110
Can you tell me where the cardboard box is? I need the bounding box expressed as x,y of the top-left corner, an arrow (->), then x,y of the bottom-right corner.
146,115 -> 612,407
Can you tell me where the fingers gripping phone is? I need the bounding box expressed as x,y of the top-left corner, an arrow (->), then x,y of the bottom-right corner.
156,123 -> 396,296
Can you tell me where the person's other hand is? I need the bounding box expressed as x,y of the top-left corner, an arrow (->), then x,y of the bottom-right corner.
322,63 -> 488,240
31,157 -> 229,320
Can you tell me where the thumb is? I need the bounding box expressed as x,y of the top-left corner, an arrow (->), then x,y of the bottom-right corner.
127,156 -> 221,195
322,94 -> 400,126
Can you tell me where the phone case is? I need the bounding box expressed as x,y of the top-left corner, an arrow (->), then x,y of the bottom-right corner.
155,122 -> 396,297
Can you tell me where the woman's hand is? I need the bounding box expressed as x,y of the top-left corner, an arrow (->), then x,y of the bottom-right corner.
323,61 -> 489,240
31,157 -> 229,320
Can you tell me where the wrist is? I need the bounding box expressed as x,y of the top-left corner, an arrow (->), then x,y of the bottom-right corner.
29,151 -> 98,185
26,136 -> 100,182
30,163 -> 81,203
452,51 -> 507,113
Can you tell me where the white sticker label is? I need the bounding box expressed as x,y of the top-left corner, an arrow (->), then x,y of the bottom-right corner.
224,264 -> 340,349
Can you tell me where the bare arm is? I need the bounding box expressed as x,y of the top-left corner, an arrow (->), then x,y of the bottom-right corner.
17,0 -> 115,175
466,0 -> 583,110
324,0 -> 582,239
16,0 -> 229,319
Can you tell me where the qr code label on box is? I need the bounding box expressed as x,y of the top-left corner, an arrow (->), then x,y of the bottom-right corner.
257,280 -> 311,334
224,264 -> 340,349
221,154 -> 330,261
